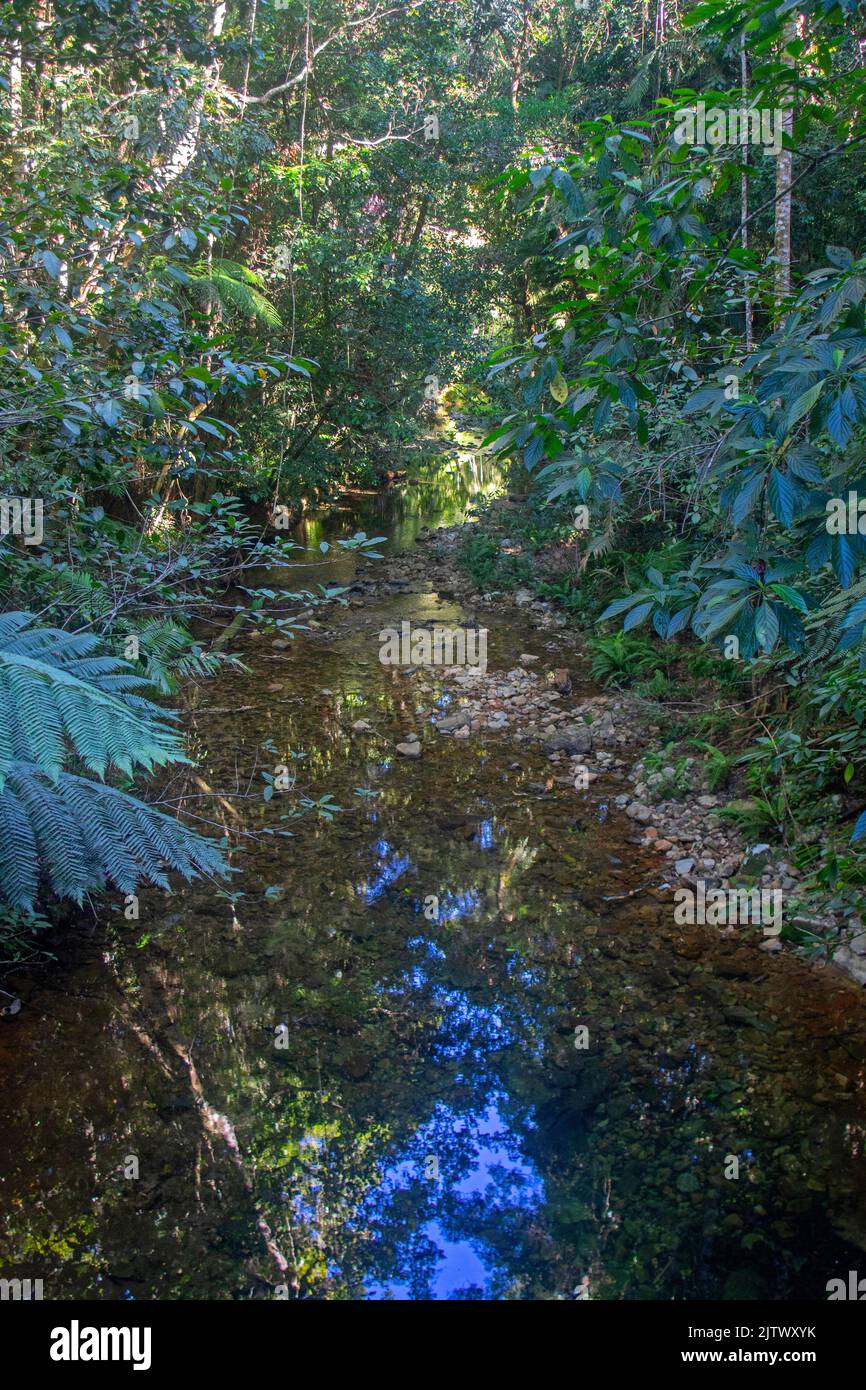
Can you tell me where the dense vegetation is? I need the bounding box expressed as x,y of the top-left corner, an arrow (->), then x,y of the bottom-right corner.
2,0 -> 866,951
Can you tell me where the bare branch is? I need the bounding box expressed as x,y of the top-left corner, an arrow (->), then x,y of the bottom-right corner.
234,0 -> 431,107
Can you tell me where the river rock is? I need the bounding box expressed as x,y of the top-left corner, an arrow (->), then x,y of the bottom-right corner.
396,739 -> 421,758
833,945 -> 866,986
434,709 -> 471,733
594,711 -> 616,740
542,724 -> 592,755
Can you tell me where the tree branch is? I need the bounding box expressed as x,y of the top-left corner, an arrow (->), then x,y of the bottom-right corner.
234,0 -> 431,107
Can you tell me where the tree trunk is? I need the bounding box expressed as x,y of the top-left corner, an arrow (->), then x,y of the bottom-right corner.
741,33 -> 753,350
397,196 -> 429,278
510,2 -> 530,111
773,21 -> 797,309
152,2 -> 226,191
9,27 -> 23,179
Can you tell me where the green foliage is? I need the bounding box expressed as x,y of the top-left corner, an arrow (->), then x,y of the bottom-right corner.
457,531 -> 534,590
125,618 -> 245,695
0,902 -> 53,962
588,633 -> 660,688
186,259 -> 283,330
642,747 -> 694,799
717,794 -> 789,841
686,739 -> 734,792
0,613 -> 225,911
0,763 -> 225,912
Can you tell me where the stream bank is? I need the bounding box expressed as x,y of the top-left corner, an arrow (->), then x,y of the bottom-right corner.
341,509 -> 866,987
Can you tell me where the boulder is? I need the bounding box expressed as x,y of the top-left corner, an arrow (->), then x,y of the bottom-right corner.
434,709 -> 471,733
541,724 -> 592,755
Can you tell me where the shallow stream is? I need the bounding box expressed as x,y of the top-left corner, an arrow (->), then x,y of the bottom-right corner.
2,452 -> 866,1300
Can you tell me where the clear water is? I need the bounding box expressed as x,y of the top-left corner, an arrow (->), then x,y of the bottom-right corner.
2,453 -> 866,1300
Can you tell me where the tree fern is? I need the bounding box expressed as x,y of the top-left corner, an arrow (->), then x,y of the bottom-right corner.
187,258 -> 282,330
0,613 -> 185,781
0,764 -> 225,909
0,612 -> 226,910
124,616 -> 245,694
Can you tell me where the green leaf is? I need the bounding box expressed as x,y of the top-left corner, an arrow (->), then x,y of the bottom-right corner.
768,469 -> 796,527
41,250 -> 61,279
623,601 -> 653,631
768,583 -> 807,613
787,380 -> 824,430
754,602 -> 780,653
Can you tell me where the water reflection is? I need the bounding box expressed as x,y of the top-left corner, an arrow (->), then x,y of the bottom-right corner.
2,472 -> 866,1301
288,445 -> 500,588
364,1097 -> 544,1300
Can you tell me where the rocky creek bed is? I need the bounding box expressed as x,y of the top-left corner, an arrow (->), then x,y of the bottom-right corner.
3,482 -> 866,1300
318,511 -> 866,990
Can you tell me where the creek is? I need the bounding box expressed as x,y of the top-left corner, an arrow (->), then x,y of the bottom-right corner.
1,447 -> 866,1301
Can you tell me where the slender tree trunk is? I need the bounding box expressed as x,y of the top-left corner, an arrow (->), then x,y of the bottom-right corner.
152,2 -> 226,191
741,33 -> 753,350
398,196 -> 429,277
9,28 -> 23,179
510,1 -> 530,111
773,21 -> 797,309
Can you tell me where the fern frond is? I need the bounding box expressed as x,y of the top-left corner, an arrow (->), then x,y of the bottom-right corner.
124,617 -> 244,694
210,258 -> 267,290
0,612 -> 185,780
187,257 -> 282,329
0,764 -> 226,909
0,612 -> 227,911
